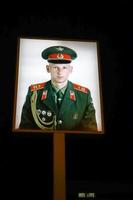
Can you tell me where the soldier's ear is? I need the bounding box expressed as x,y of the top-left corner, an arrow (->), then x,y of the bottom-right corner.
46,65 -> 50,73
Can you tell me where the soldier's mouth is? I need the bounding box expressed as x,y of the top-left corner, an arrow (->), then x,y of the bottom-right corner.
57,76 -> 64,78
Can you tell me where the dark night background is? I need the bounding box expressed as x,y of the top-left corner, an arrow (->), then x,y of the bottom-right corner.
0,5 -> 133,199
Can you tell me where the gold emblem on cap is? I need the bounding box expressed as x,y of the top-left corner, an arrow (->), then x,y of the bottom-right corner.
57,53 -> 64,59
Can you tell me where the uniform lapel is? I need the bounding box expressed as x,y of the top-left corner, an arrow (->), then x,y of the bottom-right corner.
42,81 -> 58,113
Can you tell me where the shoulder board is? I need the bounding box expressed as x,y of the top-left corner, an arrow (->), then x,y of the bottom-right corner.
30,82 -> 46,92
73,83 -> 89,94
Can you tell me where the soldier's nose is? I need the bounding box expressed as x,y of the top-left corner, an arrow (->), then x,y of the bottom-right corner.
58,67 -> 61,71
57,67 -> 63,73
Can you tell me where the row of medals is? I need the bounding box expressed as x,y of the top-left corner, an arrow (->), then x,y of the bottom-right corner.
37,109 -> 52,122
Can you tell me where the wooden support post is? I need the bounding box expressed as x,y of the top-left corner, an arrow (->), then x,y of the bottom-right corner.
53,132 -> 66,200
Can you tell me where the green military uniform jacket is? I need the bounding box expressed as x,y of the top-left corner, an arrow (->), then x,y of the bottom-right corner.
19,80 -> 97,131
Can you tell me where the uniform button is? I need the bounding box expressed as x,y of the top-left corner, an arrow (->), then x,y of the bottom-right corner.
58,120 -> 62,124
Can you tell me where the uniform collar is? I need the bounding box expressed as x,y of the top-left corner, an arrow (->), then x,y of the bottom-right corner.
41,81 -> 76,114
51,82 -> 68,94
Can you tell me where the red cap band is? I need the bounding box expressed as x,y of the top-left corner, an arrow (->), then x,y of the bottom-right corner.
48,53 -> 71,61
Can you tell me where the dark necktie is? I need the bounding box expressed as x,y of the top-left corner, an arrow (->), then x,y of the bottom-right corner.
56,90 -> 63,109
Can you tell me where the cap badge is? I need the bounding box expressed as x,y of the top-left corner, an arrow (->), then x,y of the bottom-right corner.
56,47 -> 64,51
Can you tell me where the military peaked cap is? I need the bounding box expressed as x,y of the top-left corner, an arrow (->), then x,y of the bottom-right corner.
41,45 -> 77,63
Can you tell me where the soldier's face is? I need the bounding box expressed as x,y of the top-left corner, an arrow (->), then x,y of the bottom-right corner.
46,63 -> 73,84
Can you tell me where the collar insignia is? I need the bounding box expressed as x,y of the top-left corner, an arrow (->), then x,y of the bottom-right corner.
70,90 -> 76,101
41,90 -> 48,100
